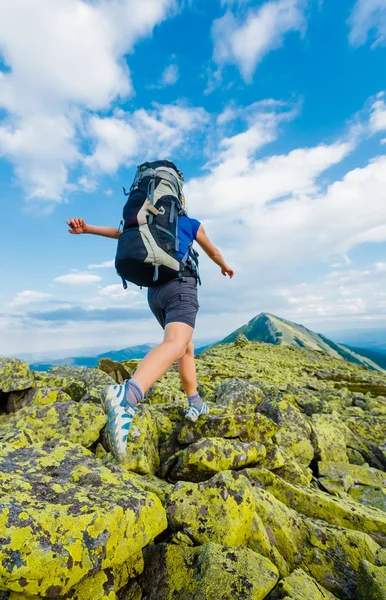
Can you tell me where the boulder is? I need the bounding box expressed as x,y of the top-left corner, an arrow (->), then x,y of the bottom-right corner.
0,436 -> 167,597
0,401 -> 106,448
267,568 -> 338,599
357,560 -> 386,600
0,357 -> 34,393
178,412 -> 277,445
7,387 -> 72,412
166,471 -> 255,546
33,366 -> 115,403
140,542 -> 279,600
167,437 -> 266,482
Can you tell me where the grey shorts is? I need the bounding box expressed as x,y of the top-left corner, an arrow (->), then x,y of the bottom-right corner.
147,276 -> 199,329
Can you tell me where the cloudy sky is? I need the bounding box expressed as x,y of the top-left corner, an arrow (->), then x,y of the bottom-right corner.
1,0 -> 386,357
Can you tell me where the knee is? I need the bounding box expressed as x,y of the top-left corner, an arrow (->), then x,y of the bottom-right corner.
176,341 -> 190,360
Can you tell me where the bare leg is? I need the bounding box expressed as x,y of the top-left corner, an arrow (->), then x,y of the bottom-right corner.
178,340 -> 197,396
133,322 -> 194,393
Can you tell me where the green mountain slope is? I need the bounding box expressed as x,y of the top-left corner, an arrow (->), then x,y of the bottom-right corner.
219,312 -> 384,372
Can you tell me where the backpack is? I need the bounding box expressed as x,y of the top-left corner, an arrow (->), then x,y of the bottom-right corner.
115,160 -> 200,288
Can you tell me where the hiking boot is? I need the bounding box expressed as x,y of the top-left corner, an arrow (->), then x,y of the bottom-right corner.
101,384 -> 138,462
185,401 -> 210,423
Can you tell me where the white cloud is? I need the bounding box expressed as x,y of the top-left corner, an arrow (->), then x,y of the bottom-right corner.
9,290 -> 53,308
369,92 -> 386,133
88,260 -> 115,269
0,0 -> 177,201
212,0 -> 307,81
348,0 -> 386,48
54,272 -> 102,285
278,261 -> 386,322
161,64 -> 179,86
86,103 -> 209,173
98,284 -> 140,301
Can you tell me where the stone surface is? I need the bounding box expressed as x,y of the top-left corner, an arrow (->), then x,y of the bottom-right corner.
0,401 -> 106,448
1,340 -> 386,598
0,357 -> 34,393
167,437 -> 266,482
141,543 -> 279,600
267,568 -> 338,599
357,560 -> 386,600
7,387 -> 72,412
166,471 -> 255,546
178,411 -> 277,445
0,436 -> 167,597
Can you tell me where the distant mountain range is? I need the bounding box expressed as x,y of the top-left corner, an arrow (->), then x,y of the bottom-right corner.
29,340 -> 215,371
218,312 -> 384,372
30,344 -> 157,371
28,313 -> 385,373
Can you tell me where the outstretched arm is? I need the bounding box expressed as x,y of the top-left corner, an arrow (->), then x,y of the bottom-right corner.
196,224 -> 234,278
67,218 -> 121,239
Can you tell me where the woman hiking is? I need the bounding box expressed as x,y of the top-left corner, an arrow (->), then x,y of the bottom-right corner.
67,160 -> 234,462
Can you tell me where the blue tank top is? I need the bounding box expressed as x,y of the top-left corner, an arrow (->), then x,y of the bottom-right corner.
177,216 -> 201,259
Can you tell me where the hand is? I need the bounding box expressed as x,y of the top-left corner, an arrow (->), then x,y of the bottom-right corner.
67,218 -> 88,234
221,266 -> 234,279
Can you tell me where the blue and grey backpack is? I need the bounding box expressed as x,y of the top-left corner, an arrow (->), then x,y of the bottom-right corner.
115,160 -> 200,288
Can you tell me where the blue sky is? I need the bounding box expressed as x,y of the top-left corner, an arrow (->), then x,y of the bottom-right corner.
1,0 -> 386,357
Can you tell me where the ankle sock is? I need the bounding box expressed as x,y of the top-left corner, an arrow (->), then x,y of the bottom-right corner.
124,379 -> 144,408
187,392 -> 203,410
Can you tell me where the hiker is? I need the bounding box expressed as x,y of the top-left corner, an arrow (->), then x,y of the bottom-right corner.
67,160 -> 234,461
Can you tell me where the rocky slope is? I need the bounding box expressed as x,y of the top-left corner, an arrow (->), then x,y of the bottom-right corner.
219,313 -> 383,372
0,337 -> 385,599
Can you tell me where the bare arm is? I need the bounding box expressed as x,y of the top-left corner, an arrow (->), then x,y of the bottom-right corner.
67,218 -> 120,239
196,224 -> 234,278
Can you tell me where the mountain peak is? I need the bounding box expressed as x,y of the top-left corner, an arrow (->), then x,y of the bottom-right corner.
219,313 -> 383,372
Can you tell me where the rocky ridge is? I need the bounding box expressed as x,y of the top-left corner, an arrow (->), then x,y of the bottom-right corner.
0,337 -> 385,599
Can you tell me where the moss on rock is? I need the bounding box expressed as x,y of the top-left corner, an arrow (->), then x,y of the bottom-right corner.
178,412 -> 277,445
0,401 -> 106,448
167,437 -> 266,482
0,437 -> 167,597
140,542 -> 279,600
267,568 -> 338,599
166,471 -> 255,546
0,358 -> 34,393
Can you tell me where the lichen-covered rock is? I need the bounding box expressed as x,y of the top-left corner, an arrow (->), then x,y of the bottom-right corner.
0,437 -> 167,597
302,518 -> 386,598
167,437 -> 266,482
235,331 -> 249,347
166,471 -> 255,546
33,365 -> 115,403
248,513 -> 291,577
258,441 -> 286,470
140,542 -> 279,600
98,357 -> 132,383
178,412 -> 277,445
212,378 -> 265,411
8,555 -> 143,599
311,413 -> 348,462
247,481 -> 386,597
245,467 -> 386,547
144,372 -> 185,406
267,568 -> 338,599
7,387 -> 72,412
251,486 -> 308,566
260,400 -> 314,466
343,415 -> 386,446
357,560 -> 386,599
319,460 -> 386,489
0,401 -> 106,448
0,357 -> 34,393
349,485 -> 386,512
